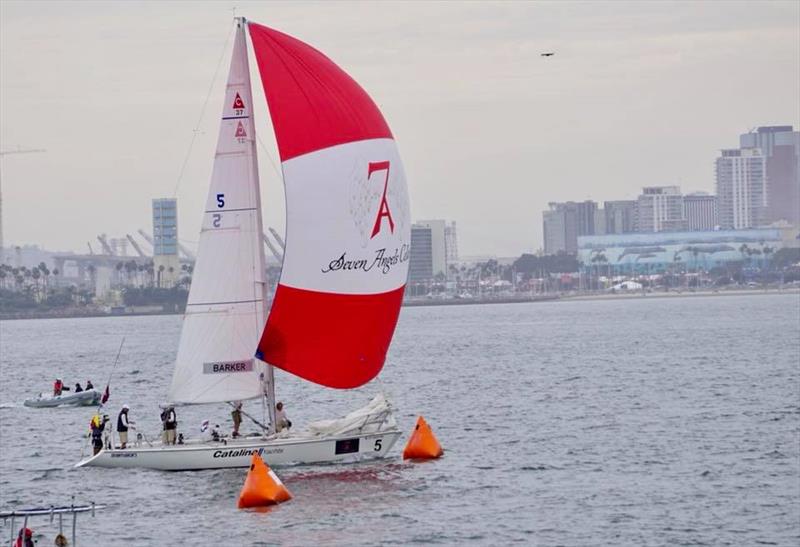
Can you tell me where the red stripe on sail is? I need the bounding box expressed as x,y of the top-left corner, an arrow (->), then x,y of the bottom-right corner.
256,285 -> 405,389
248,22 -> 393,162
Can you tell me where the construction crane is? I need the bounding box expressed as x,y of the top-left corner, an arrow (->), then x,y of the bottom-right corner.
126,234 -> 148,257
178,242 -> 195,261
96,234 -> 115,256
268,227 -> 285,250
138,229 -> 194,260
0,147 -> 46,256
137,229 -> 154,246
263,233 -> 284,263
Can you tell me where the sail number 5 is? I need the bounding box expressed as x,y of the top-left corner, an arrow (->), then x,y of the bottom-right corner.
212,193 -> 225,228
374,439 -> 382,451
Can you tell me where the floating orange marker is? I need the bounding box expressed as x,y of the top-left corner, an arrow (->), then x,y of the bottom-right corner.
403,416 -> 443,460
237,453 -> 292,508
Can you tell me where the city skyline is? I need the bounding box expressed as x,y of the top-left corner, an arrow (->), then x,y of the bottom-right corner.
1,1 -> 798,256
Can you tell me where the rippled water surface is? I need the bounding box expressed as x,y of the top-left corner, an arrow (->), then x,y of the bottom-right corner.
1,293 -> 799,546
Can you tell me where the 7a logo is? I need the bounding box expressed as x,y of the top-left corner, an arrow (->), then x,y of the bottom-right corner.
368,161 -> 394,239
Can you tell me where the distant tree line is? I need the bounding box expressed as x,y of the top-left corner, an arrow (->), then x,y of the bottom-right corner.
511,253 -> 581,276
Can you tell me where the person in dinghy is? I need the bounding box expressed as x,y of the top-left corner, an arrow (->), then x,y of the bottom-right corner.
53,378 -> 70,396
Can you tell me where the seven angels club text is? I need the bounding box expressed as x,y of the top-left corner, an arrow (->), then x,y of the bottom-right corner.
322,246 -> 410,275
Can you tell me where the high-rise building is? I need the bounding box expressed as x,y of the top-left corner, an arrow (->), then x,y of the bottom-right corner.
408,224 -> 433,282
683,192 -> 717,231
739,126 -> 800,226
543,208 -> 566,255
636,186 -> 686,232
152,198 -> 180,287
415,219 -> 448,277
594,208 -> 607,236
715,148 -> 767,230
541,201 -> 597,254
603,200 -> 637,234
444,221 -> 459,265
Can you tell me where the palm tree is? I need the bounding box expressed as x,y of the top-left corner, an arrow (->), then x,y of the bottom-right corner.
125,260 -> 138,287
672,253 -> 683,289
87,264 -> 97,292
738,243 -> 750,266
762,245 -> 774,271
31,268 -> 42,301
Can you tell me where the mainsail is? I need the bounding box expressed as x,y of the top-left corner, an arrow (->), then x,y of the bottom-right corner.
249,23 -> 411,389
168,22 -> 269,404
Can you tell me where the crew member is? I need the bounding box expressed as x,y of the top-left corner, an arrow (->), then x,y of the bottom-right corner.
14,527 -> 34,547
90,412 -> 109,455
53,378 -> 70,396
116,404 -> 134,449
85,380 -> 94,390
231,401 -> 243,438
275,401 -> 291,432
161,405 -> 177,445
74,382 -> 84,393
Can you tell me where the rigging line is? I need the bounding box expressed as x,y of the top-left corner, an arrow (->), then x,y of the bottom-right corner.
256,133 -> 282,182
171,24 -> 235,198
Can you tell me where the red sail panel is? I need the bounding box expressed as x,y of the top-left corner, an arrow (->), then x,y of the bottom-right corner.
256,285 -> 405,389
248,22 -> 393,161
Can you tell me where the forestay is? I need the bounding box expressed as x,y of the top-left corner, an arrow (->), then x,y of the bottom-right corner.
168,23 -> 269,404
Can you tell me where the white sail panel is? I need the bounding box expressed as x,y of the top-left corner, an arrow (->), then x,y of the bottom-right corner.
168,24 -> 268,404
279,138 -> 410,294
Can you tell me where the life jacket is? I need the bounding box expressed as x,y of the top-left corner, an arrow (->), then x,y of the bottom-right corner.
15,528 -> 33,547
54,380 -> 62,393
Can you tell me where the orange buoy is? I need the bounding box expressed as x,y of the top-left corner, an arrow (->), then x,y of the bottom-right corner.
403,416 -> 443,460
237,453 -> 292,508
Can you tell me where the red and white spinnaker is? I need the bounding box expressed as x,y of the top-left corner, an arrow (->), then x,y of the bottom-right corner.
250,23 -> 410,389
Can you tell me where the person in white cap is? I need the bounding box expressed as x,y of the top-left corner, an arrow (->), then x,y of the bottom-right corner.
116,404 -> 134,449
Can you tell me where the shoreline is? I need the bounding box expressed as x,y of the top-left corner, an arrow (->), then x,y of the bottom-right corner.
1,286 -> 797,321
558,286 -> 800,303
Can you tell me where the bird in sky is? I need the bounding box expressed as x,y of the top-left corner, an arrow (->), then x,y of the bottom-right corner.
541,52 -> 555,57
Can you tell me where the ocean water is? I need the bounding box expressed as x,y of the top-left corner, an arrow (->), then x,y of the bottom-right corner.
0,293 -> 798,546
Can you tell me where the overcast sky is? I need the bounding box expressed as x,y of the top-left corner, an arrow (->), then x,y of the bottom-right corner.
1,0 -> 798,257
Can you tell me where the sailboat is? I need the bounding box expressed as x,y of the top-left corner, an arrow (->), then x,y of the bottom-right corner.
76,17 -> 410,471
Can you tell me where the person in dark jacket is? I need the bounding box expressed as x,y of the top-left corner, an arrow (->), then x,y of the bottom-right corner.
85,380 -> 94,390
75,383 -> 83,393
161,406 -> 177,445
116,404 -> 134,448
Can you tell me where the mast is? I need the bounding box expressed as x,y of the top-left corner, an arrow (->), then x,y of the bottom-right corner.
240,16 -> 276,434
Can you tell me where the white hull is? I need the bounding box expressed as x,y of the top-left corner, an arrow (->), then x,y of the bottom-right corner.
24,389 -> 101,408
75,429 -> 401,471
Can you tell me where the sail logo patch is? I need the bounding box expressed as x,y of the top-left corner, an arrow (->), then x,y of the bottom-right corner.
348,155 -> 409,249
235,121 -> 248,138
368,161 -> 394,238
203,359 -> 254,374
232,92 -> 246,110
